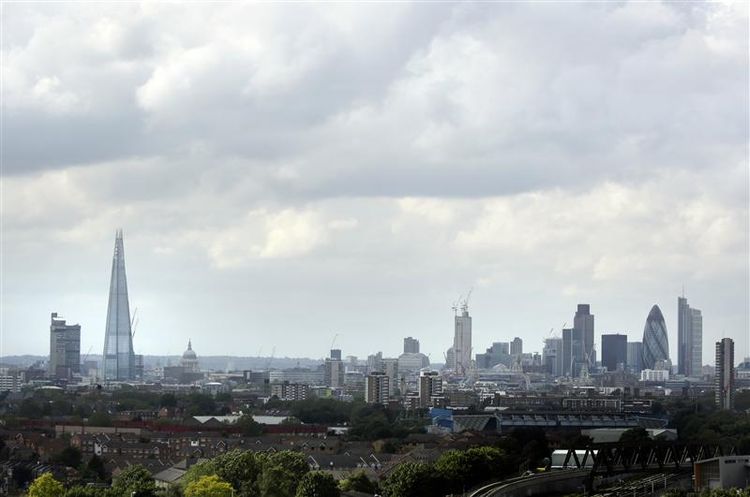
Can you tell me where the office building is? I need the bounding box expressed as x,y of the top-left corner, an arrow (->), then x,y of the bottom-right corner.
102,230 -> 137,381
543,337 -> 564,377
365,372 -> 390,405
715,338 -> 734,410
627,342 -> 643,374
510,337 -> 523,357
601,334 -> 627,372
418,370 -> 443,407
49,313 -> 81,379
404,337 -> 420,354
453,304 -> 472,376
574,304 -> 596,366
641,305 -> 670,371
678,296 -> 703,377
562,328 -> 573,376
475,342 -> 511,369
641,369 -> 670,382
367,352 -> 383,373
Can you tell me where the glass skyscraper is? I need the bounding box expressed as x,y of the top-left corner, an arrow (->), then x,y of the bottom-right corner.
678,296 -> 703,377
102,230 -> 136,381
641,304 -> 670,370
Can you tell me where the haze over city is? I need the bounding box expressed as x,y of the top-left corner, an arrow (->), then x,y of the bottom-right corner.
2,2 -> 748,362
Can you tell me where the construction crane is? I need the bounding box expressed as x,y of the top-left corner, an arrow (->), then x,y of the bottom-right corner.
330,333 -> 339,351
264,346 -> 276,371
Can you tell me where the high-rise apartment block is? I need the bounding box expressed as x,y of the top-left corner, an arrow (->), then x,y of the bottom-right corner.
418,370 -> 443,407
382,358 -> 399,397
102,230 -> 137,381
601,333 -> 627,372
365,372 -> 390,405
49,313 -> 81,379
510,337 -> 523,356
403,337 -> 420,354
453,305 -> 472,376
678,296 -> 703,377
715,338 -> 734,410
270,382 -> 309,401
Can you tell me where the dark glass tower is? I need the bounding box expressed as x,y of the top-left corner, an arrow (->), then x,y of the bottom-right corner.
641,305 -> 670,370
102,230 -> 136,381
601,333 -> 627,372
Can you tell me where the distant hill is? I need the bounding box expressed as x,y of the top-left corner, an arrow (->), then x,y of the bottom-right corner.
0,354 -> 324,371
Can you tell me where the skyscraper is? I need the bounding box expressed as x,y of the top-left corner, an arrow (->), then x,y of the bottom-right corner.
403,337 -> 420,354
453,304 -> 472,376
627,342 -> 643,374
641,305 -> 670,371
715,338 -> 734,410
102,230 -> 137,381
574,304 -> 595,366
49,313 -> 81,379
678,296 -> 703,377
562,328 -> 573,376
510,337 -> 523,356
601,334 -> 627,372
543,337 -> 564,377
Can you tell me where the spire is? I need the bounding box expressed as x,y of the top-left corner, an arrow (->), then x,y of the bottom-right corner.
188,339 -> 192,350
103,230 -> 136,381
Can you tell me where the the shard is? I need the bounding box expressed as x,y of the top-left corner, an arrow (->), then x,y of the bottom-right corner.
102,230 -> 136,381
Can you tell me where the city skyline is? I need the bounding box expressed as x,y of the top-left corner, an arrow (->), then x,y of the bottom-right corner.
2,2 -> 748,362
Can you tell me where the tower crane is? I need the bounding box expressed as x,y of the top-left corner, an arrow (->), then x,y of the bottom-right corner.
330,333 -> 339,351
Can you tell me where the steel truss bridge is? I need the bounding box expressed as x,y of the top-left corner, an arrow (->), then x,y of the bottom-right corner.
559,441 -> 739,490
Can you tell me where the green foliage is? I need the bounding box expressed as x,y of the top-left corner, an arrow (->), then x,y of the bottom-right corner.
295,472 -> 340,497
27,473 -> 65,497
184,393 -> 217,416
182,449 -> 307,497
619,427 -> 650,444
434,446 -> 511,493
236,415 -> 264,436
160,393 -> 178,408
185,475 -> 233,497
86,455 -> 108,481
339,471 -> 378,494
63,487 -> 113,497
112,464 -> 157,497
381,462 -> 440,497
52,446 -> 82,468
698,489 -> 750,497
88,411 -> 113,427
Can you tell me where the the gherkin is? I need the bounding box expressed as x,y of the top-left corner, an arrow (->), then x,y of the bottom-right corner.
641,304 -> 670,370
102,230 -> 136,380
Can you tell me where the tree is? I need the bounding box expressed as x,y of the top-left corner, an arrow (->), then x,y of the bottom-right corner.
112,464 -> 157,497
380,462 -> 439,497
53,446 -> 83,468
185,475 -> 233,497
339,471 -> 378,494
619,427 -> 650,444
295,472 -> 340,497
87,454 -> 108,481
236,415 -> 263,436
88,411 -> 113,427
27,473 -> 65,497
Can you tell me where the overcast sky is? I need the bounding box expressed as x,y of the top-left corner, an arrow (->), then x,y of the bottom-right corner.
2,2 -> 748,365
